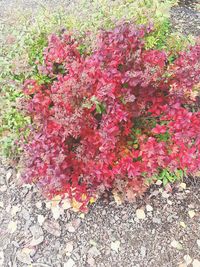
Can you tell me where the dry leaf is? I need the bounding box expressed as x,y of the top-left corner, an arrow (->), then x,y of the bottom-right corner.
64,258 -> 75,267
51,206 -> 62,220
136,209 -> 146,220
61,198 -> 71,210
113,190 -> 123,205
179,183 -> 186,190
37,214 -> 45,226
7,221 -> 17,233
16,248 -> 33,264
171,240 -> 183,250
146,204 -> 153,212
188,210 -> 196,219
180,221 -> 187,228
111,241 -> 120,252
51,195 -> 62,207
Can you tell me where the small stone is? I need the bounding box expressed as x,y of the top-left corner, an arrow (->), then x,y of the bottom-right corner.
0,202 -> 4,208
43,220 -> 61,237
64,258 -> 75,267
197,240 -> 200,248
193,259 -> 200,267
184,255 -> 192,265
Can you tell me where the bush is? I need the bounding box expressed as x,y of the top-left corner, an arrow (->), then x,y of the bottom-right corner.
1,0 -> 195,159
20,23 -> 200,211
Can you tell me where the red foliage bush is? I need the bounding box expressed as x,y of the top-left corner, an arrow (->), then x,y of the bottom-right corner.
21,23 -> 200,211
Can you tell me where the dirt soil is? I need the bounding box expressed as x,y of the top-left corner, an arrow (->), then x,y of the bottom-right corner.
0,1 -> 200,267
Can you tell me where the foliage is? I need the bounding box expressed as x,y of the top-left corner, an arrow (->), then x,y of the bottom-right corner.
20,23 -> 200,211
0,0 -> 195,158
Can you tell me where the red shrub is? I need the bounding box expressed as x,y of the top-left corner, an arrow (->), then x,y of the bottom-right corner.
21,23 -> 200,211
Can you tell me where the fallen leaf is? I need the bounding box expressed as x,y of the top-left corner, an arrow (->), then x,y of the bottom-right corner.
179,183 -> 186,190
171,240 -> 183,250
0,251 -> 4,265
188,210 -> 196,219
184,255 -> 192,265
16,248 -> 33,264
61,198 -> 71,210
89,240 -> 97,247
113,191 -> 123,205
65,241 -> 74,254
79,213 -> 85,219
37,214 -> 45,226
64,258 -> 75,267
136,209 -> 146,220
111,241 -> 120,252
51,206 -> 62,220
51,195 -> 62,207
11,205 -> 21,216
193,259 -> 200,267
180,221 -> 187,228
7,221 -> 17,233
43,220 -> 61,237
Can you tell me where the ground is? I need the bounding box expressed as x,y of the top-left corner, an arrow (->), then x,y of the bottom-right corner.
0,1 -> 200,267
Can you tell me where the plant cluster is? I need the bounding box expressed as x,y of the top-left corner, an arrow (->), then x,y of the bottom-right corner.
0,0 -> 194,158
21,23 -> 200,211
